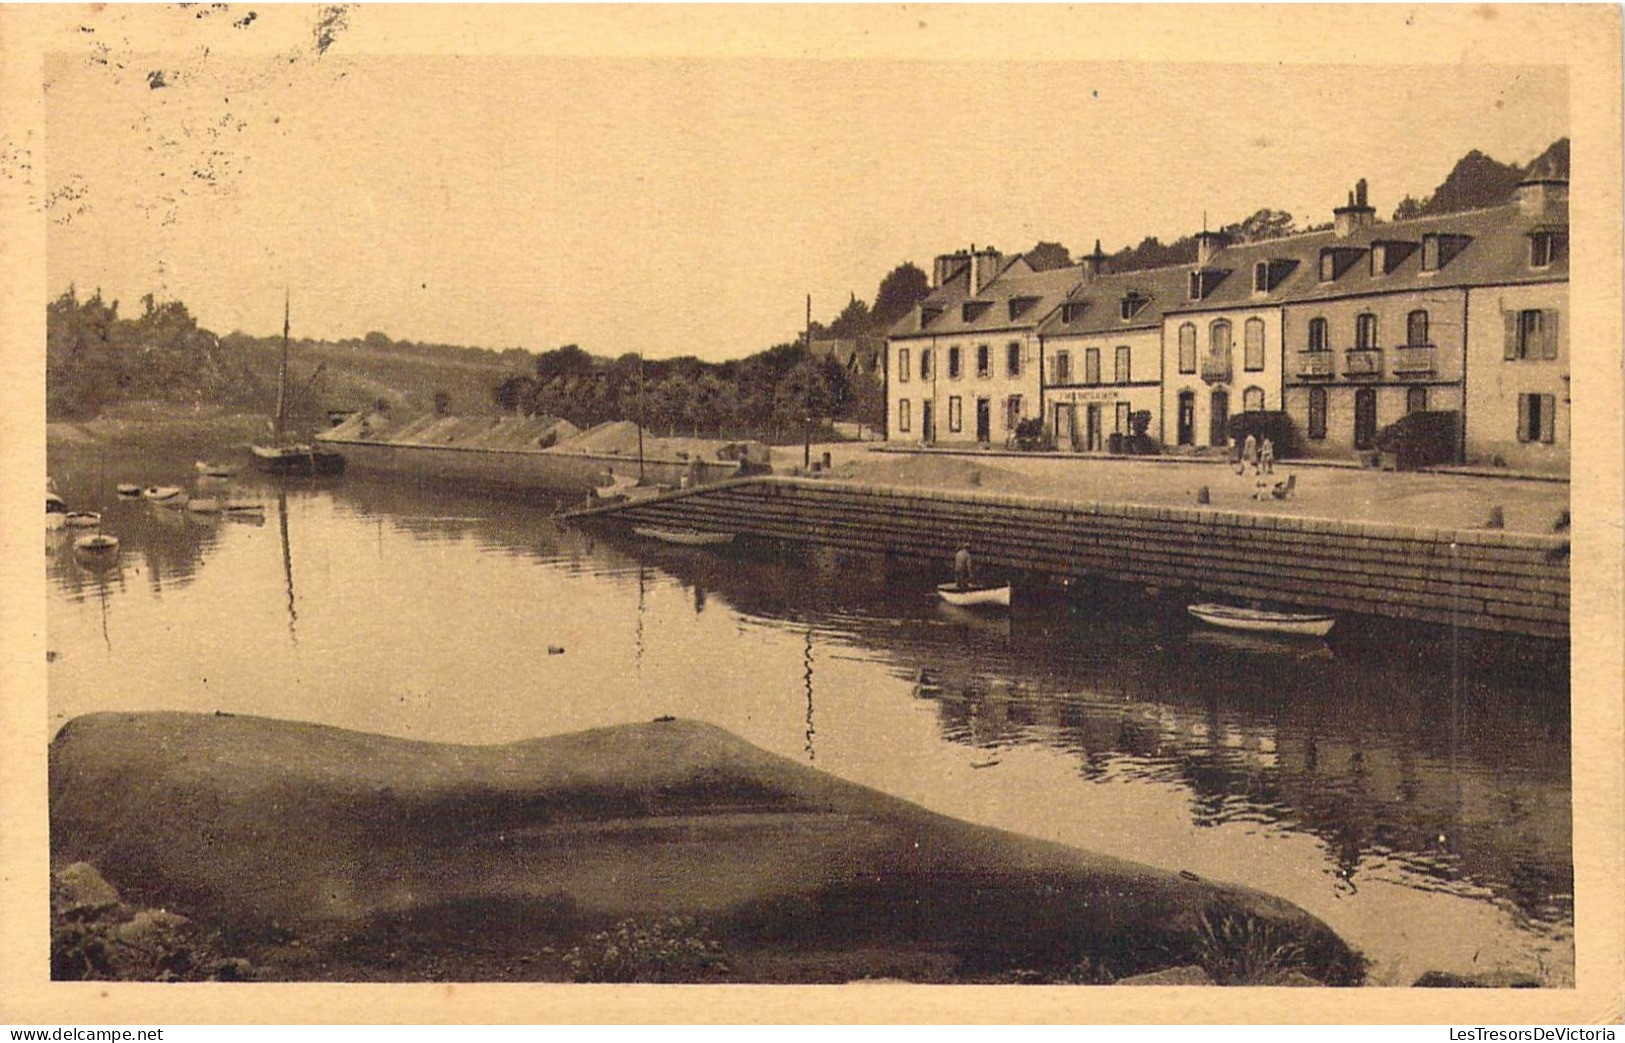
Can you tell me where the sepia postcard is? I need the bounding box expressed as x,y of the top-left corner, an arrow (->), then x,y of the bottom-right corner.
2,3 -> 1621,1026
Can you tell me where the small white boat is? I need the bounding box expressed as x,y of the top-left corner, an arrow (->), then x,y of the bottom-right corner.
633,526 -> 734,547
195,461 -> 238,478
619,484 -> 673,504
142,485 -> 185,504
64,510 -> 102,528
936,583 -> 1012,609
186,497 -> 224,514
593,472 -> 640,499
73,532 -> 121,562
46,489 -> 68,529
116,483 -> 141,498
1187,602 -> 1336,638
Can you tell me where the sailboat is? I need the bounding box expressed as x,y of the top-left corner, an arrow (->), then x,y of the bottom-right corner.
250,293 -> 346,476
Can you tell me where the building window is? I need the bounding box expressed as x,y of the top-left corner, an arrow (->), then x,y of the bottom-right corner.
1120,293 -> 1145,321
898,399 -> 911,433
1243,386 -> 1265,412
1209,319 -> 1232,355
1244,317 -> 1265,371
1114,345 -> 1132,384
1369,244 -> 1386,277
1115,401 -> 1132,434
1422,236 -> 1440,271
1006,342 -> 1022,378
920,348 -> 932,381
1188,271 -> 1201,300
1530,231 -> 1567,268
1178,323 -> 1197,373
1407,310 -> 1429,347
947,346 -> 962,380
1308,317 -> 1328,351
977,344 -> 991,378
1085,348 -> 1101,386
1407,386 -> 1428,413
1355,313 -> 1378,350
948,395 -> 963,433
1308,387 -> 1327,439
1005,395 -> 1023,431
1053,350 -> 1072,385
1518,393 -> 1556,443
897,348 -> 910,383
1319,251 -> 1336,282
1506,309 -> 1559,360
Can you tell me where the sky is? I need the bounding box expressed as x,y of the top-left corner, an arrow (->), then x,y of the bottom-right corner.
42,7 -> 1569,363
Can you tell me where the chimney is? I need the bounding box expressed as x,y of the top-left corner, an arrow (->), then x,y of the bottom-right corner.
1334,179 -> 1377,238
1081,238 -> 1108,281
969,244 -> 977,295
933,250 -> 969,290
974,246 -> 1003,292
1194,229 -> 1227,266
1515,173 -> 1568,219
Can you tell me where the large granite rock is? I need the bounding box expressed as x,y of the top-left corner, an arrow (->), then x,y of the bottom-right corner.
51,712 -> 1363,984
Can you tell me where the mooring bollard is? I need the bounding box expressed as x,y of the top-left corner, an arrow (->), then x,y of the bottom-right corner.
1197,485 -> 1210,505
1486,506 -> 1505,529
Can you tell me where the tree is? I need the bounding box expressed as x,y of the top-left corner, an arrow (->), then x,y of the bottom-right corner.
1392,195 -> 1427,221
1024,241 -> 1073,271
826,295 -> 873,340
871,262 -> 931,329
493,374 -> 536,414
534,343 -> 595,381
433,389 -> 452,415
1223,209 -> 1297,244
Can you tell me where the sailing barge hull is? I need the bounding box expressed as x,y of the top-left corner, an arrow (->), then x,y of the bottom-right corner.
250,444 -> 347,477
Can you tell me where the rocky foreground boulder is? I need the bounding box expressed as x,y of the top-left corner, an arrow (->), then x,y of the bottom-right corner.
50,712 -> 1363,984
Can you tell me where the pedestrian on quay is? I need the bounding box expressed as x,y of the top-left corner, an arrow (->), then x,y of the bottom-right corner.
1228,435 -> 1242,474
1260,437 -> 1275,475
954,541 -> 974,592
1242,433 -> 1258,476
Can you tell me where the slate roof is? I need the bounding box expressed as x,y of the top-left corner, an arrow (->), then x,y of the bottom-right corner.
1163,201 -> 1567,316
891,196 -> 1566,340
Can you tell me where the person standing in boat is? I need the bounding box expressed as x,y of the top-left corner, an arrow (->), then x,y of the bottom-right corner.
954,541 -> 974,591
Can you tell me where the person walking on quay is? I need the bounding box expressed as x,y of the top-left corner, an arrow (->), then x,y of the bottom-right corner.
1242,433 -> 1258,476
954,541 -> 974,591
1229,435 -> 1242,474
1260,437 -> 1275,476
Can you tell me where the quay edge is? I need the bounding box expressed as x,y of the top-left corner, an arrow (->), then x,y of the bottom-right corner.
568,476 -> 1569,641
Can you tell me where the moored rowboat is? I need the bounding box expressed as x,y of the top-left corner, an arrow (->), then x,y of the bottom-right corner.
1187,602 -> 1335,638
632,526 -> 734,547
64,510 -> 102,528
936,583 -> 1012,609
142,485 -> 184,504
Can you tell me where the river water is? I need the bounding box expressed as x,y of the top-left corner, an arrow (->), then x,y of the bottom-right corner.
45,444 -> 1573,986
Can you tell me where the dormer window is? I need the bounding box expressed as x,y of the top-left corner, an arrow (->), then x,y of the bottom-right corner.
1008,296 -> 1039,321
1367,240 -> 1415,277
1188,269 -> 1224,301
961,301 -> 990,323
1369,244 -> 1386,276
1253,261 -> 1269,293
1061,302 -> 1087,323
1421,233 -> 1472,272
920,305 -> 943,327
1318,247 -> 1363,283
1119,292 -> 1147,321
1529,230 -> 1568,268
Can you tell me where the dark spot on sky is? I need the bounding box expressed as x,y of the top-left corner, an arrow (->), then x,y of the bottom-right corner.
78,25 -> 94,33
147,70 -> 167,90
234,11 -> 257,28
421,283 -> 427,290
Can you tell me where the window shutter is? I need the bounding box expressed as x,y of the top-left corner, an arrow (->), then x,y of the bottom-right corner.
1517,394 -> 1531,442
1503,311 -> 1518,360
1541,394 -> 1556,443
1543,310 -> 1560,360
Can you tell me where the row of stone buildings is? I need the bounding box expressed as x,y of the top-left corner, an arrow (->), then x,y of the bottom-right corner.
884,173 -> 1569,474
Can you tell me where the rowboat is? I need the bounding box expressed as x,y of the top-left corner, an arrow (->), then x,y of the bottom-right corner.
593,472 -> 640,499
195,461 -> 239,478
116,483 -> 141,498
186,497 -> 224,514
1187,602 -> 1335,638
142,485 -> 185,505
633,526 -> 733,547
936,583 -> 1012,609
46,489 -> 68,529
64,510 -> 101,528
73,532 -> 121,569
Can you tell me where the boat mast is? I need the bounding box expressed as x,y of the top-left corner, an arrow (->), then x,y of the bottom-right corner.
274,290 -> 291,442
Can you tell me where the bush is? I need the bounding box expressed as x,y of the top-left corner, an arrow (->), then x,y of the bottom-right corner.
1014,417 -> 1053,452
1225,410 -> 1296,457
561,917 -> 730,982
1376,410 -> 1460,470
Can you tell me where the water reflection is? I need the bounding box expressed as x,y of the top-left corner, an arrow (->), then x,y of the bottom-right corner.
44,447 -> 1572,984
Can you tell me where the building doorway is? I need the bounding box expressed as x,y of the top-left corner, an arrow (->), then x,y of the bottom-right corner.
1354,388 -> 1377,450
1085,403 -> 1104,452
975,398 -> 991,444
1054,403 -> 1078,451
1209,388 -> 1229,447
922,399 -> 935,443
1177,391 -> 1195,446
